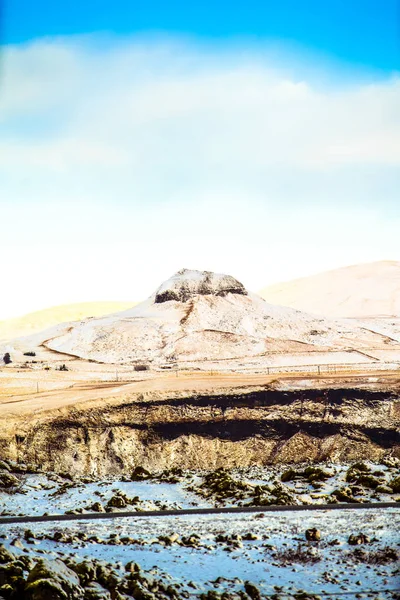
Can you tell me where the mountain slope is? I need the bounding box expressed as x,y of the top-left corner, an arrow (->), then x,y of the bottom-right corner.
25,268 -> 397,367
259,261 -> 400,319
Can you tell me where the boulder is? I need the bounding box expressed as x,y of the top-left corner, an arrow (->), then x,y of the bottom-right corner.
25,558 -> 84,599
0,474 -> 19,489
0,547 -> 15,565
131,467 -> 151,482
305,528 -> 321,542
390,476 -> 400,493
348,533 -> 370,545
84,582 -> 111,599
244,581 -> 261,600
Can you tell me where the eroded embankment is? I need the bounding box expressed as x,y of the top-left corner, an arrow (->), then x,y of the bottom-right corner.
2,388 -> 399,475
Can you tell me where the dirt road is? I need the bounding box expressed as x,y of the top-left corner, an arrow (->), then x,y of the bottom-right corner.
1,367 -> 399,420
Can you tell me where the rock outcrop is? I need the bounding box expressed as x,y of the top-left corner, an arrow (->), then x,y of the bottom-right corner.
2,384 -> 399,475
154,269 -> 247,303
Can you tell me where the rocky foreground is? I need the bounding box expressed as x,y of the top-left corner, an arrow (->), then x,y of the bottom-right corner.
0,509 -> 399,600
0,459 -> 399,599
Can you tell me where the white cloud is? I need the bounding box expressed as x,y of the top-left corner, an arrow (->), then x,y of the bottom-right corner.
0,36 -> 399,318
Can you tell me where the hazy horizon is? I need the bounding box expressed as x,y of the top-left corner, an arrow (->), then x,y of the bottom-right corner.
0,258 -> 398,322
1,1 -> 399,319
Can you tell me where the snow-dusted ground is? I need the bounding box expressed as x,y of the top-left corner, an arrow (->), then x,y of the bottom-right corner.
0,476 -> 210,516
1,508 -> 399,597
1,463 -> 398,517
1,463 -> 399,597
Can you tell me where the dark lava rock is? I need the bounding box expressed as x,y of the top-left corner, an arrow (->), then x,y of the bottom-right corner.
0,561 -> 24,586
348,533 -> 371,545
331,487 -> 359,503
106,494 -> 127,509
198,468 -> 251,502
69,560 -> 97,587
303,466 -> 332,482
245,581 -> 261,600
353,474 -> 382,489
154,269 -> 248,304
281,468 -> 297,482
376,484 -> 394,494
345,463 -> 372,484
390,476 -> 400,493
352,546 -> 399,564
84,581 -> 111,599
131,467 -> 152,482
25,558 -> 85,599
90,502 -> 105,512
0,474 -> 19,489
0,547 -> 15,565
305,528 -> 321,542
125,561 -> 141,573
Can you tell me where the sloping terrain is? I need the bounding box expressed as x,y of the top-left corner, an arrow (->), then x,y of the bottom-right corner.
259,261 -> 400,319
0,301 -> 134,344
13,268 -> 399,368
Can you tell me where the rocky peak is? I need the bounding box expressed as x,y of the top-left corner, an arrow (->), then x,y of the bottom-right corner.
154,269 -> 248,304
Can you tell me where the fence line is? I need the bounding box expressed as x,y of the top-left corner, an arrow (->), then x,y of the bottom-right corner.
260,360 -> 400,375
92,360 -> 400,383
156,360 -> 400,378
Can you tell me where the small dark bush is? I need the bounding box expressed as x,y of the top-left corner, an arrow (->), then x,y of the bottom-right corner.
273,543 -> 321,564
3,353 -> 11,364
352,546 -> 398,564
23,351 -> 36,357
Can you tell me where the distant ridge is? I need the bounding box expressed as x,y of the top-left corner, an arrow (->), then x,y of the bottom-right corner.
0,301 -> 135,343
259,261 -> 400,318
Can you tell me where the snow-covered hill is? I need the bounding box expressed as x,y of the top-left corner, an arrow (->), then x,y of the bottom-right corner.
23,269 -> 397,367
259,261 -> 400,319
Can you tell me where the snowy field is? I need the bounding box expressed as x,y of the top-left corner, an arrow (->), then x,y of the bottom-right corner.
1,462 -> 400,517
0,508 -> 399,598
0,461 -> 399,598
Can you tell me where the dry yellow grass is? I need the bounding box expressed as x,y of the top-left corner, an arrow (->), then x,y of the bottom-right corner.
0,301 -> 135,342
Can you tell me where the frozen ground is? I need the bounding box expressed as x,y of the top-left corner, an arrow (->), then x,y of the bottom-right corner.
1,462 -> 399,516
0,475 -> 210,516
1,508 -> 399,597
0,462 -> 399,598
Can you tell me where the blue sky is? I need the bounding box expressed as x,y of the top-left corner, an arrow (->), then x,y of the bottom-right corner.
3,0 -> 399,71
0,1 -> 399,318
